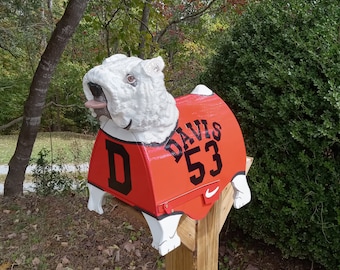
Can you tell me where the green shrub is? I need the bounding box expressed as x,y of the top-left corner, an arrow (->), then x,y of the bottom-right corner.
201,0 -> 340,268
32,148 -> 87,196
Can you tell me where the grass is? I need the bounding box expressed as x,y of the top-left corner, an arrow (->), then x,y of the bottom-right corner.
0,132 -> 95,183
0,132 -> 95,165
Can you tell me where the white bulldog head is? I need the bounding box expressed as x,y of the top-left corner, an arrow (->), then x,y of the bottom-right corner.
83,54 -> 179,144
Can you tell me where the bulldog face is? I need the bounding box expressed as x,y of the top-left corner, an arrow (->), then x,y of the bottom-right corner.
83,54 -> 179,142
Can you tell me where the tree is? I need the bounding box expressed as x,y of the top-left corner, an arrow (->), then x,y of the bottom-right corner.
85,0 -> 227,59
201,0 -> 340,268
138,0 -> 151,59
0,1 -> 53,130
1,0 -> 243,134
4,0 -> 90,196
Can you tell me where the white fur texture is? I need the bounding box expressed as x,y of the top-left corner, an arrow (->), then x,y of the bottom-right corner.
83,54 -> 179,144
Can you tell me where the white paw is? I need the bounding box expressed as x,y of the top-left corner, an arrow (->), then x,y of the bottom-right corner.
191,84 -> 213,96
142,212 -> 182,256
158,233 -> 181,256
87,183 -> 106,214
231,174 -> 251,209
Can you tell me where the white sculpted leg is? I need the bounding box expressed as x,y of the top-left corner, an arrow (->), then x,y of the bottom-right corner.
142,212 -> 182,256
191,84 -> 213,96
87,183 -> 106,214
231,174 -> 251,209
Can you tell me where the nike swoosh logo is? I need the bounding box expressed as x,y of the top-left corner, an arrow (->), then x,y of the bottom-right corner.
205,186 -> 220,199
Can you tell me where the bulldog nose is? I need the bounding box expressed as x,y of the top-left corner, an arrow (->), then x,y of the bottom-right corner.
88,82 -> 103,97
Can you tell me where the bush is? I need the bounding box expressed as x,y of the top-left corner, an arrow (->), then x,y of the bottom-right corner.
32,148 -> 87,196
201,0 -> 340,268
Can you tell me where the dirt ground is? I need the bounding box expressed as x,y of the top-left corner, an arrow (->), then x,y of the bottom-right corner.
0,193 -> 324,270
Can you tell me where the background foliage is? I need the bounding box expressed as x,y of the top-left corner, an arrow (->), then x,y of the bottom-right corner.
202,0 -> 340,268
0,0 -> 234,133
2,0 -> 339,267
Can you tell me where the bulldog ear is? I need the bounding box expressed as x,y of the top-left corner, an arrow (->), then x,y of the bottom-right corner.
142,56 -> 165,76
102,54 -> 127,64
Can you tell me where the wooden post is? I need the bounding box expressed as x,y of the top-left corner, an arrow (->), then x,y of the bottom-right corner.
165,157 -> 253,270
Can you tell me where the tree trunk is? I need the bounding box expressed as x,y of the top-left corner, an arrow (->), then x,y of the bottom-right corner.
4,0 -> 90,196
138,1 -> 150,59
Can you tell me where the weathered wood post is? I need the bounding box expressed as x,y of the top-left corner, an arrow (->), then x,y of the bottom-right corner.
165,157 -> 253,270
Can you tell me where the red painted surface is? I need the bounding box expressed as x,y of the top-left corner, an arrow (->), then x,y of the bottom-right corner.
88,93 -> 246,220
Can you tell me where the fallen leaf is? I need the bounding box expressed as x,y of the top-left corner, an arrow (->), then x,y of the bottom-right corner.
15,255 -> 26,265
85,241 -> 93,247
141,262 -> 152,270
54,234 -> 62,241
245,264 -> 260,270
61,256 -> 70,264
32,257 -> 40,266
0,262 -> 11,270
97,255 -> 109,265
248,249 -> 256,255
30,244 -> 39,251
7,233 -> 17,239
99,219 -> 111,226
114,250 -> 120,262
125,223 -> 135,231
135,249 -> 141,257
56,263 -> 63,270
109,244 -> 120,250
123,241 -> 135,252
102,248 -> 114,257
109,204 -> 118,212
3,209 -> 10,214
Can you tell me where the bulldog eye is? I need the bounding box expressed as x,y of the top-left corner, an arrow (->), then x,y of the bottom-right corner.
126,74 -> 137,86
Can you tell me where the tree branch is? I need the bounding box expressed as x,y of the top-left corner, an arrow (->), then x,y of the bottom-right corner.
0,43 -> 17,58
0,101 -> 84,132
156,0 -> 218,43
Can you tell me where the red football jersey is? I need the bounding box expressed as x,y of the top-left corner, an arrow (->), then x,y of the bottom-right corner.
88,93 -> 246,220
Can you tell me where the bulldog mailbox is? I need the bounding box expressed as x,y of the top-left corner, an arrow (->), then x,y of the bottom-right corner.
83,54 -> 251,256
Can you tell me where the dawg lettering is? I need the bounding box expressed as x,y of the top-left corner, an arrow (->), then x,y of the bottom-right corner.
165,119 -> 222,185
